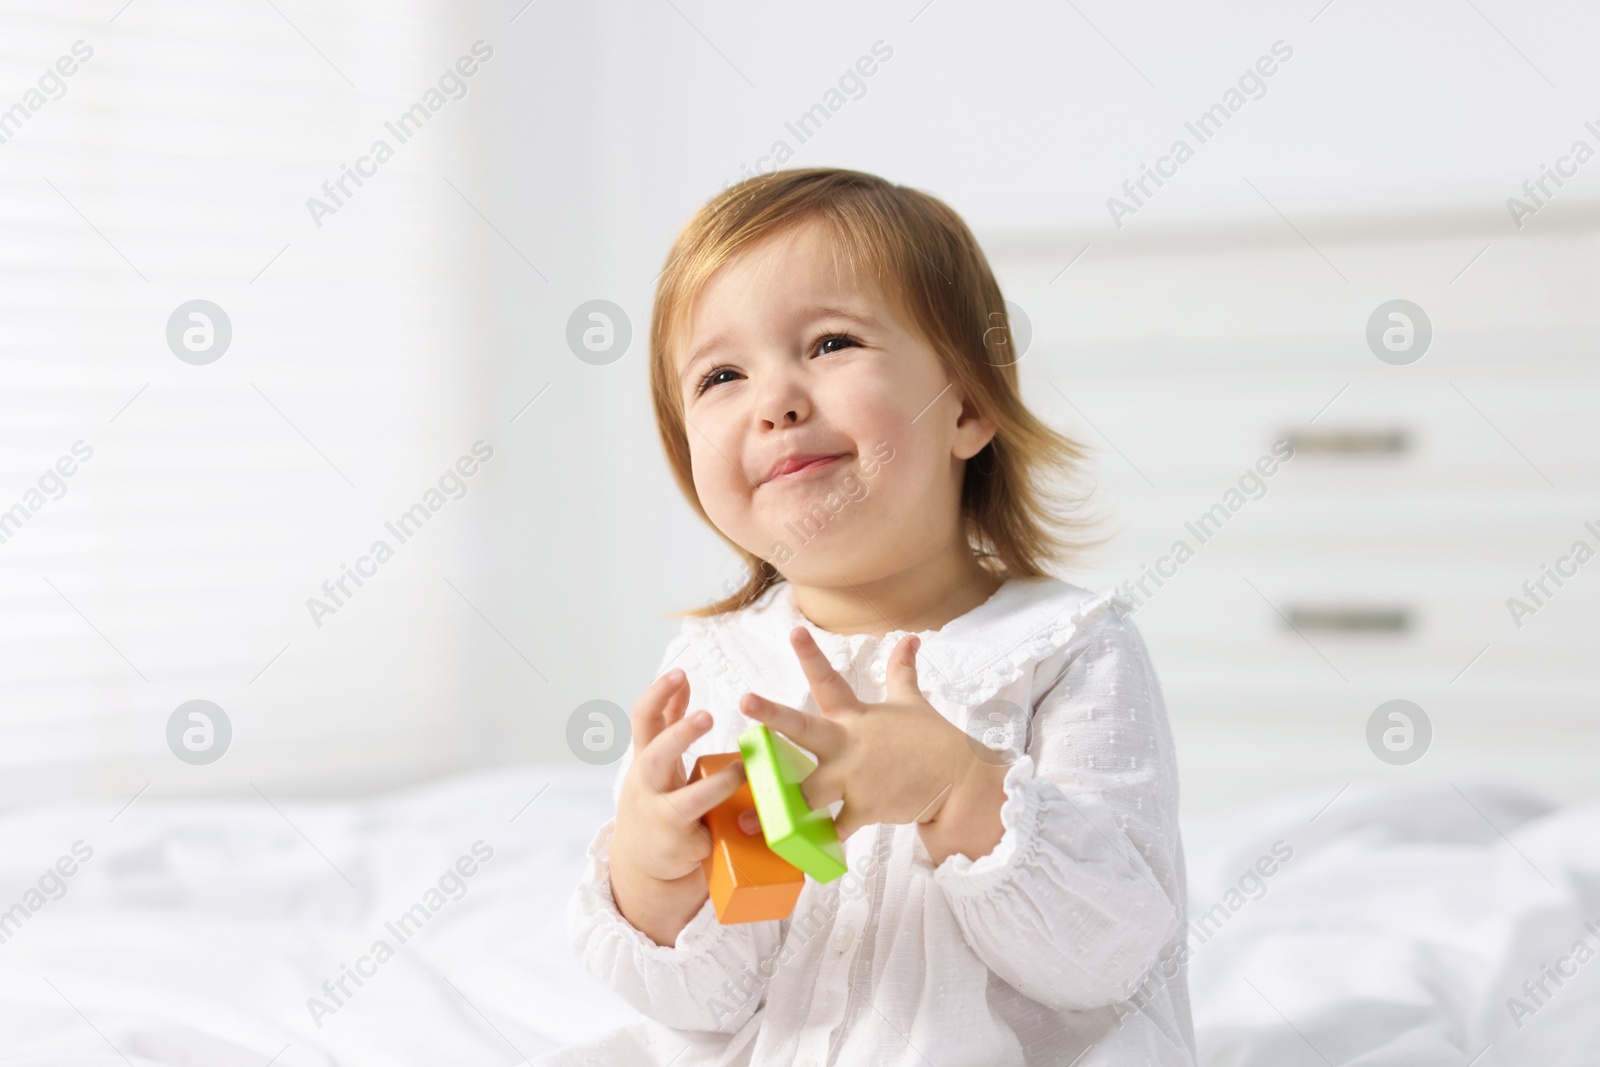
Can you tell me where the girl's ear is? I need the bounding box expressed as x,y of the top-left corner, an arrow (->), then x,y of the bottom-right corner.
950,389 -> 997,461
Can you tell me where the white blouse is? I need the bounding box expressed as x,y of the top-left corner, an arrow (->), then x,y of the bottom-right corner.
546,576 -> 1196,1067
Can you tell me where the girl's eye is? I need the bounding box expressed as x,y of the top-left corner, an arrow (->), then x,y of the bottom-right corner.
816,332 -> 859,356
693,334 -> 859,396
695,366 -> 742,396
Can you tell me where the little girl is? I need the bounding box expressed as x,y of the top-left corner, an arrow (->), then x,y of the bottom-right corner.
550,169 -> 1194,1066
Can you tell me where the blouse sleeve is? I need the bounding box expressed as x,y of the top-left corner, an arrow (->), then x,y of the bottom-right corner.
567,628 -> 785,1033
928,604 -> 1183,1012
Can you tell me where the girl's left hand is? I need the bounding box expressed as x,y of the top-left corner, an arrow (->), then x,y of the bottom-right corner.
738,626 -> 978,840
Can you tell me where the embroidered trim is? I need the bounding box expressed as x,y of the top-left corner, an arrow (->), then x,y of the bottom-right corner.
691,579 -> 1133,709
576,818 -> 728,961
929,756 -> 1044,894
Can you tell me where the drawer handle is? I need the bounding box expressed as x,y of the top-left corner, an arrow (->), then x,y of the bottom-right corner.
1284,605 -> 1411,633
1284,428 -> 1409,455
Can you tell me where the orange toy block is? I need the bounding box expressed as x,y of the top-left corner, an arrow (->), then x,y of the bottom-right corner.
690,752 -> 805,924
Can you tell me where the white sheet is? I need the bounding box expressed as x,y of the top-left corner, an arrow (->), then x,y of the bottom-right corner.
0,768 -> 1594,1065
1181,778 -> 1600,1066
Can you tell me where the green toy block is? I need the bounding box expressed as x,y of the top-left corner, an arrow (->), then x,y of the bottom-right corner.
737,724 -> 847,883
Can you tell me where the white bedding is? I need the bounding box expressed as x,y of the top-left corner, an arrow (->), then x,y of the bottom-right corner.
0,768 -> 1594,1066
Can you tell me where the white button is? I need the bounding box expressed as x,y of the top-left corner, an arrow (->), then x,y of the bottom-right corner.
869,664 -> 886,684
833,925 -> 856,955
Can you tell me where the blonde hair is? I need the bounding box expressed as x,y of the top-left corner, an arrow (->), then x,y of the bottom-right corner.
648,168 -> 1096,618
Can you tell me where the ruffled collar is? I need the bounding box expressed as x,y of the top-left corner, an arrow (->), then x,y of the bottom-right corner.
685,573 -> 1126,709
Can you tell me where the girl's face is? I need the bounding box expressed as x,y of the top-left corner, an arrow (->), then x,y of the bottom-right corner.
674,218 -> 996,587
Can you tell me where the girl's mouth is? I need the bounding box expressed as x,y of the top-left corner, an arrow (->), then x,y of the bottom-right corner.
765,453 -> 846,483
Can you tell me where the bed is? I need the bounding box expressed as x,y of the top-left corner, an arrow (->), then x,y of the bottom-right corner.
0,767 -> 1594,1066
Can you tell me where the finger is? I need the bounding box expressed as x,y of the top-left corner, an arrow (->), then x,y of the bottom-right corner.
797,762 -> 846,812
668,758 -> 747,822
630,669 -> 688,751
834,804 -> 868,842
661,680 -> 689,730
885,634 -> 923,704
737,809 -> 762,836
788,627 -> 859,715
740,692 -> 846,761
657,675 -> 690,737
637,707 -> 714,787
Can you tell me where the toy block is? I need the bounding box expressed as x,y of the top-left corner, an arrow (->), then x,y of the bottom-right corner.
690,752 -> 805,924
737,725 -> 847,883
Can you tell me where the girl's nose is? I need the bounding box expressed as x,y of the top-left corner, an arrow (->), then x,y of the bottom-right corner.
757,371 -> 810,429
761,410 -> 804,430
759,394 -> 806,428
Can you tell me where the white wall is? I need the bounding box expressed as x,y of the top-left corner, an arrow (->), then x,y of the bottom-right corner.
993,220 -> 1600,812
1,0 -> 502,805
471,0 -> 1600,814
4,0 -> 1596,816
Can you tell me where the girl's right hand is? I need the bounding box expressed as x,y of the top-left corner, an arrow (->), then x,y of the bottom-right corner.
608,667 -> 747,946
